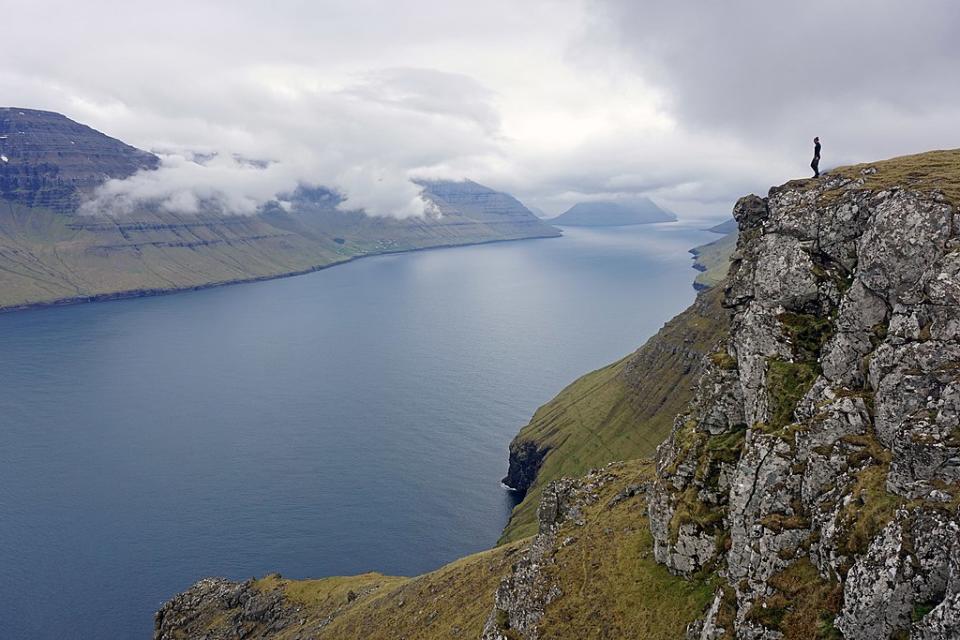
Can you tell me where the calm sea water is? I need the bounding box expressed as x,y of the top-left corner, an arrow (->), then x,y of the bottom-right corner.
0,223 -> 715,639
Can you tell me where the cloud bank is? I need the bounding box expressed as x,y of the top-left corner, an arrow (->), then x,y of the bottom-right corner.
4,0 -> 960,219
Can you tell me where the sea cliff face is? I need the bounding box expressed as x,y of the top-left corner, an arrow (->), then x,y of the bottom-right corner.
499,285 -> 730,542
649,155 -> 960,639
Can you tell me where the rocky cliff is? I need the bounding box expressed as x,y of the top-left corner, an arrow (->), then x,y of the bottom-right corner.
155,461 -> 714,640
499,285 -> 730,542
155,149 -> 960,639
649,150 -> 960,639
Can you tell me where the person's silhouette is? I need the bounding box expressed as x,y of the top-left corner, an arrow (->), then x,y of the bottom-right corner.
811,137 -> 821,178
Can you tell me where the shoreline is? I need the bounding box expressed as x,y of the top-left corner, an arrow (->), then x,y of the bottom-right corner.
0,232 -> 561,315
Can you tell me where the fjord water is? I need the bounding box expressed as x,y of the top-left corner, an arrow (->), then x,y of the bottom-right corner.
0,223 -> 715,639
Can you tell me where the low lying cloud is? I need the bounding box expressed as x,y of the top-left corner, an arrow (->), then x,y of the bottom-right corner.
70,66 -> 504,218
80,153 -> 296,216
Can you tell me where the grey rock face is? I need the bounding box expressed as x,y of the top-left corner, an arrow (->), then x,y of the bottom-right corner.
838,509 -> 960,640
154,577 -> 291,640
651,173 -> 960,638
482,467 -> 618,640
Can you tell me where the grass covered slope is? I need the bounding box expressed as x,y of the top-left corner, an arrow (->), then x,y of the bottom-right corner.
0,194 -> 559,311
499,285 -> 730,542
156,543 -> 523,640
776,148 -> 960,208
156,461 -> 716,640
830,148 -> 960,205
690,230 -> 737,290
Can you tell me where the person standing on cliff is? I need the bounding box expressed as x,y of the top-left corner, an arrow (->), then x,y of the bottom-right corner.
811,136 -> 821,178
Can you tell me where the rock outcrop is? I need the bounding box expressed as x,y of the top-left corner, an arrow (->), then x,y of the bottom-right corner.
649,153 -> 960,639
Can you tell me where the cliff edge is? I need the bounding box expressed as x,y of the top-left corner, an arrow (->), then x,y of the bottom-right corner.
650,149 -> 960,639
156,149 -> 960,639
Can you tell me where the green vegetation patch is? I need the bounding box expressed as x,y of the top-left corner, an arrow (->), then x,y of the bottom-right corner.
692,423 -> 747,489
767,358 -> 819,428
253,573 -> 407,610
831,148 -> 960,208
541,461 -> 717,640
760,513 -> 811,534
778,312 -> 834,362
669,485 -> 726,544
746,559 -> 843,639
912,599 -> 941,623
703,424 -> 748,464
500,286 -> 730,543
710,351 -> 738,370
836,462 -> 902,557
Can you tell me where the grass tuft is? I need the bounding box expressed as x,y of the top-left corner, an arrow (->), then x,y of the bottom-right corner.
767,358 -> 819,428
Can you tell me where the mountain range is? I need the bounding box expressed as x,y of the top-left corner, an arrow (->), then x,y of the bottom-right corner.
0,108 -> 559,311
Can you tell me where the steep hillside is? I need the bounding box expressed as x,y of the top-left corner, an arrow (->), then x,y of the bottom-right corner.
0,109 -> 559,311
690,230 -> 737,290
155,461 -> 715,640
499,285 -> 730,542
157,149 -> 960,640
550,199 -> 677,226
0,107 -> 159,212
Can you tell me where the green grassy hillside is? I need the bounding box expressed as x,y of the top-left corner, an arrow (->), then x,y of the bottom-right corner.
0,194 -> 559,311
155,461 -> 716,640
690,230 -> 737,290
499,285 -> 730,542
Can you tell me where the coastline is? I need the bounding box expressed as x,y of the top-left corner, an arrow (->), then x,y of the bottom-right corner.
0,232 -> 561,315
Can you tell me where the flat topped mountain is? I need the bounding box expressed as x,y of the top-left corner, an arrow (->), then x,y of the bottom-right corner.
0,108 -> 159,212
550,198 -> 676,226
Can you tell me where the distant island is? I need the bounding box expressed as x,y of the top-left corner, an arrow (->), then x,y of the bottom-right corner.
704,217 -> 737,234
549,198 -> 677,226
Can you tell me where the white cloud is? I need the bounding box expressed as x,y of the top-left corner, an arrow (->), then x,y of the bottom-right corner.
4,0 -> 959,219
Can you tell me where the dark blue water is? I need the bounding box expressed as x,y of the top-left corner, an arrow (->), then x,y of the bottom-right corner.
0,223 -> 714,639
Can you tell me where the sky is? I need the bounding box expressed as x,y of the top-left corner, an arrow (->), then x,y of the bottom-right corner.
3,0 -> 959,219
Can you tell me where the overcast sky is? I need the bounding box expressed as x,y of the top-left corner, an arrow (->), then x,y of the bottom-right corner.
3,0 -> 959,218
